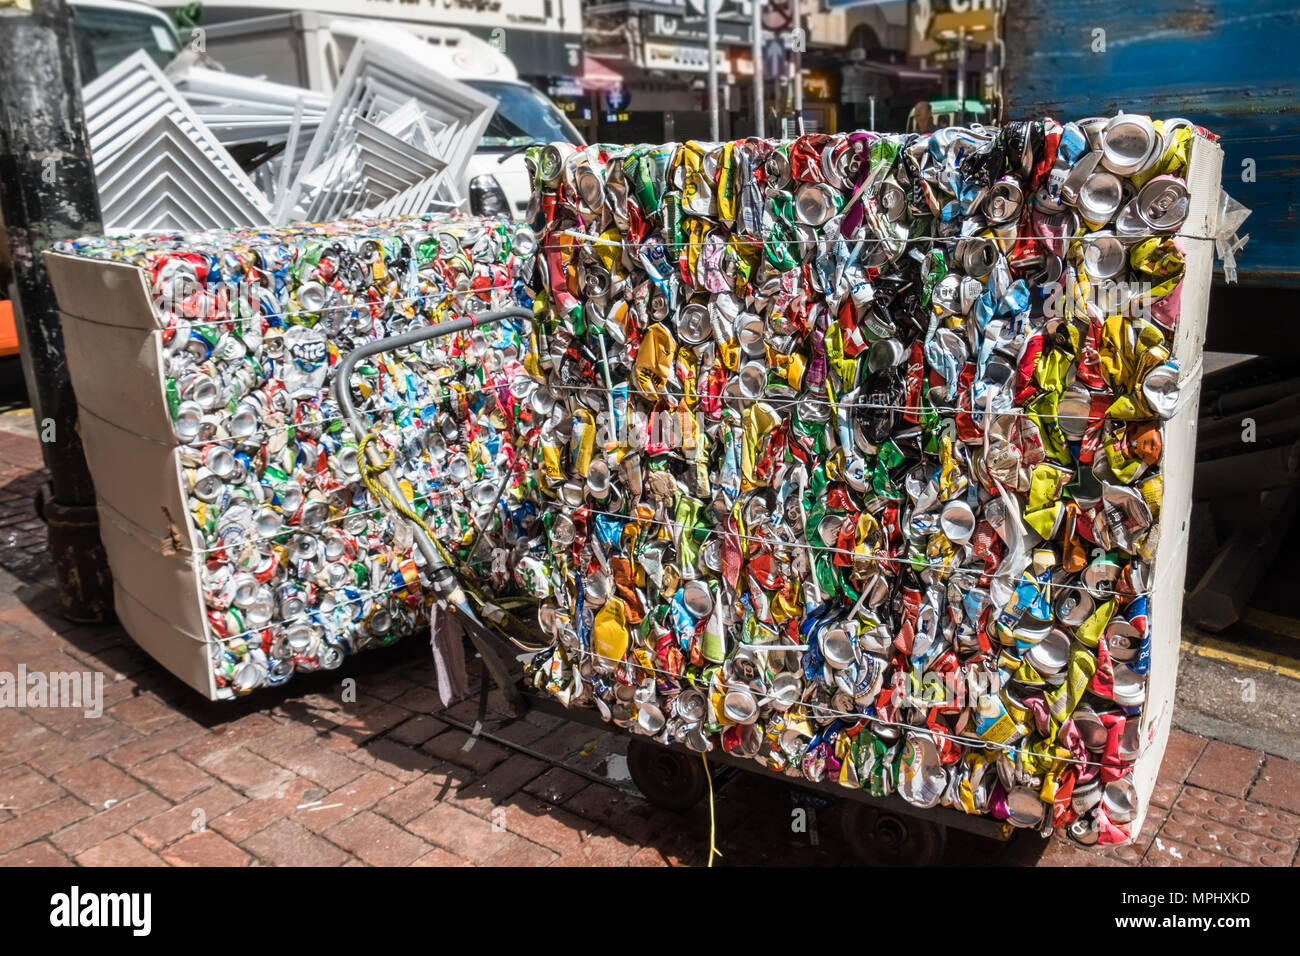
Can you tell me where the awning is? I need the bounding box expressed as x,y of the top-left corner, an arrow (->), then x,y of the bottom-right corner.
580,55 -> 625,93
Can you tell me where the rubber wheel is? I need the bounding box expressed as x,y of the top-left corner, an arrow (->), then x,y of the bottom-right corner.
626,737 -> 709,811
840,802 -> 948,866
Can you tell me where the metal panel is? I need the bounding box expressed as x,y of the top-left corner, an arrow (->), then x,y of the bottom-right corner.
82,51 -> 272,231
1002,0 -> 1299,286
282,35 -> 494,219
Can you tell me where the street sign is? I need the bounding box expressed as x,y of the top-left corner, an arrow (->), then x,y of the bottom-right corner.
603,85 -> 630,111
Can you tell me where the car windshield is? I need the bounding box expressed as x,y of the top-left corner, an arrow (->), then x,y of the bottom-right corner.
71,5 -> 180,83
467,79 -> 583,150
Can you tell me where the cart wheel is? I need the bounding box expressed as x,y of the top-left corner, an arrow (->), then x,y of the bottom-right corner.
840,802 -> 948,867
626,737 -> 709,811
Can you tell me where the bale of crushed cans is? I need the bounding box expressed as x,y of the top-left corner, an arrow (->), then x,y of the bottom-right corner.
518,115 -> 1220,845
48,215 -> 540,700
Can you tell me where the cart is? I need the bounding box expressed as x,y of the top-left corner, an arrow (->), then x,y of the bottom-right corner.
335,307 -> 1015,866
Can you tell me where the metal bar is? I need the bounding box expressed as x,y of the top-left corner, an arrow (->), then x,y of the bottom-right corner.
272,95 -> 304,222
706,0 -> 720,141
752,0 -> 764,138
956,28 -> 968,126
791,0 -> 803,133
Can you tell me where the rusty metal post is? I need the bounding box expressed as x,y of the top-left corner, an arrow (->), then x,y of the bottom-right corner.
0,0 -> 113,622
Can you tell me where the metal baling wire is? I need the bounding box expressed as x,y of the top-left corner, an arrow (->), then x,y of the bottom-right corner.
541,642 -> 1149,772
522,369 -> 1206,423
74,334 -> 522,454
576,504 -> 1157,599
559,228 -> 1221,247
57,282 -> 528,335
211,577 -> 421,648
105,569 -> 418,654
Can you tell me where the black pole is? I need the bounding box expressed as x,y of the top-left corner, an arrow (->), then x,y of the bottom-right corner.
0,0 -> 113,622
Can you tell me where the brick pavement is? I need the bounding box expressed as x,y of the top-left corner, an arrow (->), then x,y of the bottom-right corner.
1,429 -> 1299,866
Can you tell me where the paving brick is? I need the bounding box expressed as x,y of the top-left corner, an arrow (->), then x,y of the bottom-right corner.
391,685 -> 447,714
411,846 -> 471,866
0,603 -> 62,638
1187,741 -> 1265,799
174,732 -> 244,769
177,718 -> 277,768
59,624 -> 127,657
495,794 -> 596,855
0,766 -> 66,813
523,767 -> 590,806
324,811 -> 431,866
421,728 -> 510,775
105,721 -> 207,769
208,776 -> 320,843
454,754 -> 547,819
129,785 -> 247,851
0,796 -> 93,854
561,783 -> 676,844
91,645 -> 158,680
1145,833 -> 1247,867
373,767 -> 460,825
76,833 -> 166,867
629,845 -> 673,867
1249,756 -> 1300,816
363,675 -> 419,703
529,722 -> 606,760
1035,836 -> 1130,867
351,737 -> 443,783
212,711 -> 282,742
1156,786 -> 1299,866
0,715 -> 59,771
549,827 -> 640,867
163,829 -> 251,867
387,714 -> 449,747
481,833 -> 559,867
331,701 -> 411,742
25,720 -> 143,776
243,721 -> 320,761
243,819 -> 351,867
131,753 -> 218,802
488,715 -> 555,748
406,801 -> 518,861
106,694 -> 185,734
1098,806 -> 1167,866
1151,728 -> 1207,809
0,840 -> 74,866
296,771 -> 401,833
203,747 -> 297,799
53,758 -> 145,808
269,742 -> 366,790
48,791 -> 171,856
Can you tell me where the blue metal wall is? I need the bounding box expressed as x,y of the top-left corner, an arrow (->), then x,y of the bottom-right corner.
1002,0 -> 1299,286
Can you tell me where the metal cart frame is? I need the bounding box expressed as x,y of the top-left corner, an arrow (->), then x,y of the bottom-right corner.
335,308 -> 1014,865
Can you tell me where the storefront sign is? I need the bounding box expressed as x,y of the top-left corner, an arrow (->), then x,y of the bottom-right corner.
908,0 -> 996,58
645,12 -> 751,45
641,41 -> 728,74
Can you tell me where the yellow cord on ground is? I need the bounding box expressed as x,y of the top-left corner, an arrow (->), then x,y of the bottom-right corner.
702,751 -> 721,867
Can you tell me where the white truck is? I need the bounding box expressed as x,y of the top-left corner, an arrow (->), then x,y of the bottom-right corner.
198,11 -> 584,218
